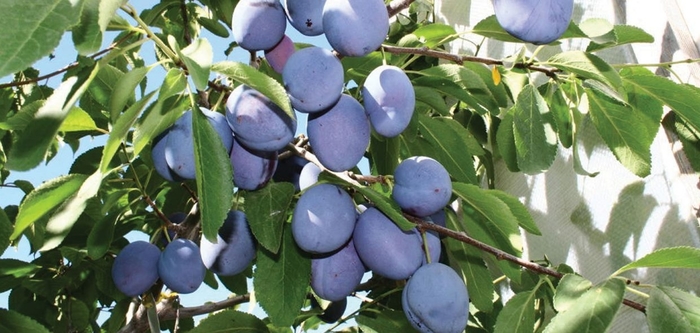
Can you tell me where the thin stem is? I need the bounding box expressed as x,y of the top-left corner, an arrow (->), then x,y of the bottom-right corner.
625,286 -> 651,299
387,0 -> 416,18
612,58 -> 700,68
121,4 -> 181,64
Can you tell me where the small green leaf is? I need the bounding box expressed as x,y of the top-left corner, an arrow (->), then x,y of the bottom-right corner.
413,76 -> 488,115
180,38 -> 213,91
188,310 -> 270,333
413,86 -> 450,115
88,64 -> 125,109
0,100 -> 44,131
613,246 -> 700,276
253,225 -> 311,328
496,108 -> 520,172
578,18 -> 616,45
196,16 -> 231,38
212,61 -> 294,119
72,0 -> 124,55
541,82 -> 573,148
0,309 -> 50,333
10,174 -> 87,241
357,309 -> 415,333
494,290 -> 538,333
0,259 -> 40,277
158,68 -> 188,103
86,214 -> 117,259
543,278 -> 625,333
421,64 -> 499,114
647,286 -> 700,333
40,171 -> 103,252
109,65 -> 152,121
133,93 -> 189,157
0,0 -> 82,78
553,274 -> 592,312
587,25 -> 654,52
412,23 -> 458,48
512,84 -> 557,174
59,107 -> 98,132
243,182 -> 295,254
193,107 -> 234,243
369,134 -> 401,176
546,51 -> 622,90
488,190 -> 541,235
417,115 -> 479,184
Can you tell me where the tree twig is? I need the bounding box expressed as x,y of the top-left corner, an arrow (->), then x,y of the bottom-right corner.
387,0 -> 416,17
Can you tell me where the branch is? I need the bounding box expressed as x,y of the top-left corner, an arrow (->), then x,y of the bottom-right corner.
118,294 -> 250,333
387,0 -> 415,17
382,45 -> 561,79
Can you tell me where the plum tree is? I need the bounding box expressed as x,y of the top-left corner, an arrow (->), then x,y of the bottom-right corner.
353,207 -> 423,280
282,46 -> 344,113
402,263 -> 469,333
111,241 -> 161,297
200,210 -> 256,276
493,0 -> 574,45
283,0 -> 326,36
322,0 -> 389,57
307,94 -> 370,172
230,138 -> 278,191
225,85 -> 296,152
310,240 -> 365,302
361,65 -> 415,138
392,156 -> 452,217
291,184 -> 356,254
158,239 -> 206,294
231,0 -> 287,51
264,34 -> 296,74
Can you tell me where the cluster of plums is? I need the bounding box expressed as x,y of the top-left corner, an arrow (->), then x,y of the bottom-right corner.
111,210 -> 255,296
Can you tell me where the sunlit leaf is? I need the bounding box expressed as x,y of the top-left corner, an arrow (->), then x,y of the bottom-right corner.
613,246 -> 700,276
647,286 -> 700,333
188,310 -> 270,333
180,38 -> 213,91
543,278 -> 625,333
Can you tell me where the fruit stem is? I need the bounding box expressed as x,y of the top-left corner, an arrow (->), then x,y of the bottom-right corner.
421,230 -> 432,264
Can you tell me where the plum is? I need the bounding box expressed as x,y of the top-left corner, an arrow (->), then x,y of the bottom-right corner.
291,184 -> 356,254
353,207 -> 423,280
111,241 -> 161,297
322,0 -> 389,57
225,85 -> 296,153
284,0 -> 326,36
392,156 -> 452,217
158,239 -> 206,294
311,297 -> 347,324
272,155 -> 308,191
264,34 -> 295,74
298,162 -> 322,191
231,0 -> 287,51
164,109 -> 234,180
151,129 -> 184,182
402,263 -> 469,333
311,240 -> 365,301
230,138 -> 278,191
282,47 -> 344,113
307,94 -> 370,172
200,210 -> 256,276
493,0 -> 574,45
361,65 -> 415,138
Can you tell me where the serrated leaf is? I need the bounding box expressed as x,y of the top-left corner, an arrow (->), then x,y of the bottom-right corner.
109,65 -> 152,121
421,64 -> 500,114
612,246 -> 700,276
647,286 -> 700,333
553,274 -> 592,312
253,225 -> 311,328
496,108 -> 520,172
193,107 -> 234,243
412,23 -> 457,48
10,174 -> 87,241
212,61 -> 294,119
586,87 -> 656,177
369,134 -> 400,178
488,190 -> 541,235
417,115 -> 479,184
180,38 -> 213,91
40,171 -> 103,252
667,112 -> 700,171
494,290 -> 538,333
541,82 -> 573,148
243,182 -> 295,254
0,0 -> 82,77
0,308 -> 50,333
0,209 -> 11,255
543,278 -> 625,333
72,0 -> 124,55
587,25 -> 654,52
59,107 -> 98,132
188,310 -> 270,333
546,51 -> 622,90
512,84 -> 557,174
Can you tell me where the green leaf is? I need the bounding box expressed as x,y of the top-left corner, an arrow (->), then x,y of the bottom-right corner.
587,25 -> 654,52
413,76 -> 488,115
0,0 -> 82,77
72,0 -> 124,55
412,23 -> 458,48
552,274 -> 593,312
59,107 -> 98,132
417,115 -> 479,184
488,190 -> 541,235
0,259 -> 40,277
0,309 -> 50,333
421,64 -> 500,114
0,208 -> 13,255
100,90 -> 156,173
10,174 -> 87,241
158,68 -> 189,103
253,225 -> 311,328
543,278 -> 625,333
496,108 -> 520,172
413,86 -> 449,116
243,182 -> 295,254
512,84 -> 557,174
578,18 -> 616,45
132,93 -> 189,157
0,100 -> 44,131
541,82 -> 573,148
586,87 -> 657,177
86,214 -> 117,259
666,112 -> 700,171
546,51 -> 622,90
179,38 -> 213,91
353,185 -> 415,231
212,61 -> 294,119
193,108 -> 234,243
494,290 -> 538,333
471,15 -> 529,43
197,16 -> 230,38
369,134 -> 400,176
613,246 -> 700,276
109,65 -> 152,121
357,309 -> 415,333
647,286 -> 700,333
88,64 -> 125,110
40,171 -> 103,252
188,310 -> 270,333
